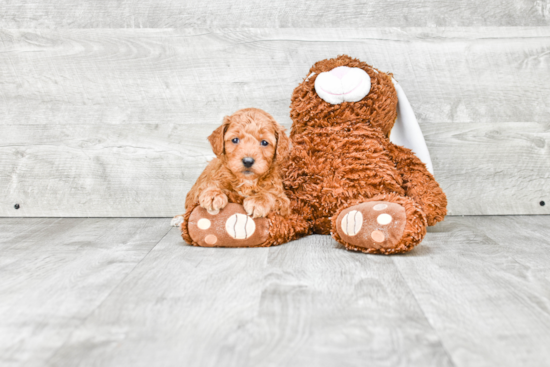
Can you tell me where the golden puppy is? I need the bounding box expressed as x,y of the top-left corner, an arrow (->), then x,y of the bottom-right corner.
184,108 -> 291,219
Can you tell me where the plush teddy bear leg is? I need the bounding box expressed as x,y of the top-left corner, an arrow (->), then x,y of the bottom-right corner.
331,193 -> 428,254
180,203 -> 311,248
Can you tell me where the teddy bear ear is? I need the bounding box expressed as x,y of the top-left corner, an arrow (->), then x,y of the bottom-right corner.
390,80 -> 434,175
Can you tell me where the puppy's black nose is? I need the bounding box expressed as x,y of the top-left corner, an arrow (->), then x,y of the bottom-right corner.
242,157 -> 255,168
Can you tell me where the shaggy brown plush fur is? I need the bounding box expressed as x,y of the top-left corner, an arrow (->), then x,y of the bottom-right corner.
276,55 -> 446,253
181,55 -> 447,254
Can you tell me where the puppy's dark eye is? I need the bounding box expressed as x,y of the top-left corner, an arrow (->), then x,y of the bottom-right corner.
231,138 -> 239,144
260,140 -> 269,146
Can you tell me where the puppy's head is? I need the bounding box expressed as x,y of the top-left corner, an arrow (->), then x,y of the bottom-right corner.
208,108 -> 290,180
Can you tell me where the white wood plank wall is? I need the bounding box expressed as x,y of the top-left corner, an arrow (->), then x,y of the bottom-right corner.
0,8 -> 549,217
1,1 -> 549,27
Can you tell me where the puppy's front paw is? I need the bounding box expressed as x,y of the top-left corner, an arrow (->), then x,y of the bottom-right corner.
243,196 -> 273,218
171,215 -> 184,227
199,188 -> 228,214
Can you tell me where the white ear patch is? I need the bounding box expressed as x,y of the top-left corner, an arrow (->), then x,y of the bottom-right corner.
314,66 -> 371,105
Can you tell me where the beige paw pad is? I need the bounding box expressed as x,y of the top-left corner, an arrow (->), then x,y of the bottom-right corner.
207,209 -> 220,215
377,214 -> 392,225
197,218 -> 211,230
341,210 -> 363,236
335,201 -> 408,252
371,230 -> 385,242
187,204 -> 269,247
226,213 -> 256,239
204,234 -> 217,245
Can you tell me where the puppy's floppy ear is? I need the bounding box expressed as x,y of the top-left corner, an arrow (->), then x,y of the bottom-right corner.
274,124 -> 291,165
208,116 -> 230,157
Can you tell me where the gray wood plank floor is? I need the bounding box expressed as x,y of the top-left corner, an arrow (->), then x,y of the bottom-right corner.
1,216 -> 549,367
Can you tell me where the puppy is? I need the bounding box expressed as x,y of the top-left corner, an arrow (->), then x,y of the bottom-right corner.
173,108 -> 291,227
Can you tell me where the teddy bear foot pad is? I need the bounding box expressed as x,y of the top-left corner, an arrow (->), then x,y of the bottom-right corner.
187,203 -> 270,247
336,201 -> 407,251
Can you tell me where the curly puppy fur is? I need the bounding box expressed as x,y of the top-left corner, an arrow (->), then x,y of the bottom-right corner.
185,108 -> 291,219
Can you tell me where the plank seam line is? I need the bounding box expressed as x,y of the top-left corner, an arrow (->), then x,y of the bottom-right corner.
43,222 -> 173,364
391,256 -> 459,367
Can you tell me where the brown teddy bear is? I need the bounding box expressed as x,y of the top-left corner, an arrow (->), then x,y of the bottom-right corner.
181,55 -> 447,254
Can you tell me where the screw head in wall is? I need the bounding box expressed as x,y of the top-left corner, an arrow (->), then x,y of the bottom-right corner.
14,204 -> 20,209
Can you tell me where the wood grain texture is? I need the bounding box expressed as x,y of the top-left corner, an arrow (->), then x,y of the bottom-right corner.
393,216 -> 550,367
0,218 -> 170,367
1,0 -> 549,28
2,217 -> 549,366
1,28 -> 549,126
424,122 -> 550,215
0,218 -> 56,245
1,28 -> 549,216
46,229 -> 452,367
1,122 -> 548,217
475,216 -> 550,270
47,228 -> 274,367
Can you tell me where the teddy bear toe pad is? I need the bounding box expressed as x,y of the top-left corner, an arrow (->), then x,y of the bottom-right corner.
336,201 -> 406,251
187,203 -> 269,247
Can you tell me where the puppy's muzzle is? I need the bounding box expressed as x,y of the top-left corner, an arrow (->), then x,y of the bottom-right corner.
242,157 -> 255,168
